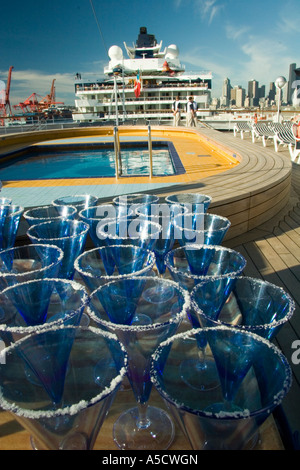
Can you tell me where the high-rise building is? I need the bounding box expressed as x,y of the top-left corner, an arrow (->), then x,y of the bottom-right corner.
248,80 -> 259,106
268,82 -> 276,102
287,63 -> 296,105
259,85 -> 265,98
235,86 -> 245,107
221,78 -> 231,107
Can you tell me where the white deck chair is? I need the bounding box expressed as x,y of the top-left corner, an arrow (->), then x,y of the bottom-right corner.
233,122 -> 252,139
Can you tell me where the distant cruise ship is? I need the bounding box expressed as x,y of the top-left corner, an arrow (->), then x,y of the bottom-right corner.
72,27 -> 213,124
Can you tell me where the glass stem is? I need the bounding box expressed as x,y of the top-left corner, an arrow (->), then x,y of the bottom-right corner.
137,402 -> 151,429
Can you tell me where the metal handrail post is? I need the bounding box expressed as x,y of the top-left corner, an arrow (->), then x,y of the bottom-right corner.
148,124 -> 153,178
114,126 -> 119,178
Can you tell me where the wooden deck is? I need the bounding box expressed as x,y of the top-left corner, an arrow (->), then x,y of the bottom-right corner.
1,126 -> 299,450
222,155 -> 300,450
149,128 -> 300,449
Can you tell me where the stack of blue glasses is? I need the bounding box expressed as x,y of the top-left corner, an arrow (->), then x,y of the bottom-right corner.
0,191 -> 295,450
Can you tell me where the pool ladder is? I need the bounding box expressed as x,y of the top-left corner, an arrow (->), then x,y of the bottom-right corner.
113,125 -> 154,179
114,126 -> 122,178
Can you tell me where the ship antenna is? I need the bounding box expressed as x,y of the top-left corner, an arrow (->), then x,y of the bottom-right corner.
89,0 -> 108,55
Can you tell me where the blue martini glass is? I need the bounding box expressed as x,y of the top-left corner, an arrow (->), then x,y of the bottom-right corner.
0,244 -> 63,291
165,244 -> 246,391
174,212 -> 231,247
0,277 -> 88,345
165,193 -> 212,215
52,194 -> 98,217
74,244 -> 156,293
135,203 -> 187,276
0,204 -> 24,250
113,193 -> 159,218
0,325 -> 128,450
98,218 -> 161,253
87,276 -> 189,450
23,205 -> 77,227
165,244 -> 246,292
78,204 -> 131,247
151,326 -> 292,450
27,219 -> 89,280
191,276 -> 295,340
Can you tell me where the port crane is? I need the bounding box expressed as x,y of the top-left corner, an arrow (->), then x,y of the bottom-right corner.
38,79 -> 64,111
14,79 -> 64,115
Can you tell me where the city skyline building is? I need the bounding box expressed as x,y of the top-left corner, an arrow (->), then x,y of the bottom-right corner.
219,61 -> 300,109
287,63 -> 296,105
235,86 -> 245,108
221,77 -> 232,107
248,79 -> 259,107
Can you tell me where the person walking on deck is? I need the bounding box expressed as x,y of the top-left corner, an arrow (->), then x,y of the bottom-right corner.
186,96 -> 197,127
172,96 -> 181,126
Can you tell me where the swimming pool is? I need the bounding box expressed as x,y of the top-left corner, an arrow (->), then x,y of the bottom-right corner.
0,141 -> 184,180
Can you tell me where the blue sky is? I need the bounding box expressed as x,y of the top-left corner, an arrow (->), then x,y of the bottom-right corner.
0,0 -> 299,107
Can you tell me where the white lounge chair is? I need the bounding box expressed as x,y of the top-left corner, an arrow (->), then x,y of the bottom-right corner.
251,123 -> 276,146
233,122 -> 253,139
273,127 -> 300,162
269,122 -> 292,133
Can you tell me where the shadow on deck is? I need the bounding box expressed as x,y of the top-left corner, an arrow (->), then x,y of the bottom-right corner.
224,158 -> 300,450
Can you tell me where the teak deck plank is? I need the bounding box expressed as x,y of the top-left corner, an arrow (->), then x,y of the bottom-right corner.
224,158 -> 300,450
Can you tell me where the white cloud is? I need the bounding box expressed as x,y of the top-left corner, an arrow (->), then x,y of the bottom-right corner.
225,24 -> 250,40
0,69 -> 76,106
174,0 -> 224,24
195,0 -> 224,24
277,15 -> 300,34
181,47 -> 233,98
239,36 -> 294,85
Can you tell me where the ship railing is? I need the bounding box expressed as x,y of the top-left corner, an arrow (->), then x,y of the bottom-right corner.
75,83 -> 210,93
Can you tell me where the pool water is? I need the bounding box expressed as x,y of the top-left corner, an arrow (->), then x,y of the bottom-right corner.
0,146 -> 175,180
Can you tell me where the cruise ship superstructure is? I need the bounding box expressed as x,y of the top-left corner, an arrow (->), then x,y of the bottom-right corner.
72,27 -> 213,124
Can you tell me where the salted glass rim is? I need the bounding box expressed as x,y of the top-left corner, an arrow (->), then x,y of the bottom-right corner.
74,244 -> 156,280
0,205 -> 24,217
165,193 -> 212,205
27,219 -> 90,242
0,244 -> 64,279
113,193 -> 159,206
0,277 -> 89,334
52,194 -> 98,206
173,212 -> 231,233
0,324 -> 128,419
23,205 -> 77,222
164,244 -> 247,280
134,203 -> 188,218
150,325 -> 292,420
78,204 -> 133,221
191,275 -> 296,331
97,219 -> 162,240
0,198 -> 12,204
87,275 -> 190,332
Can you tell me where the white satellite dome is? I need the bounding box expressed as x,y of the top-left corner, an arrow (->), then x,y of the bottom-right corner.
108,45 -> 123,60
165,44 -> 179,59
